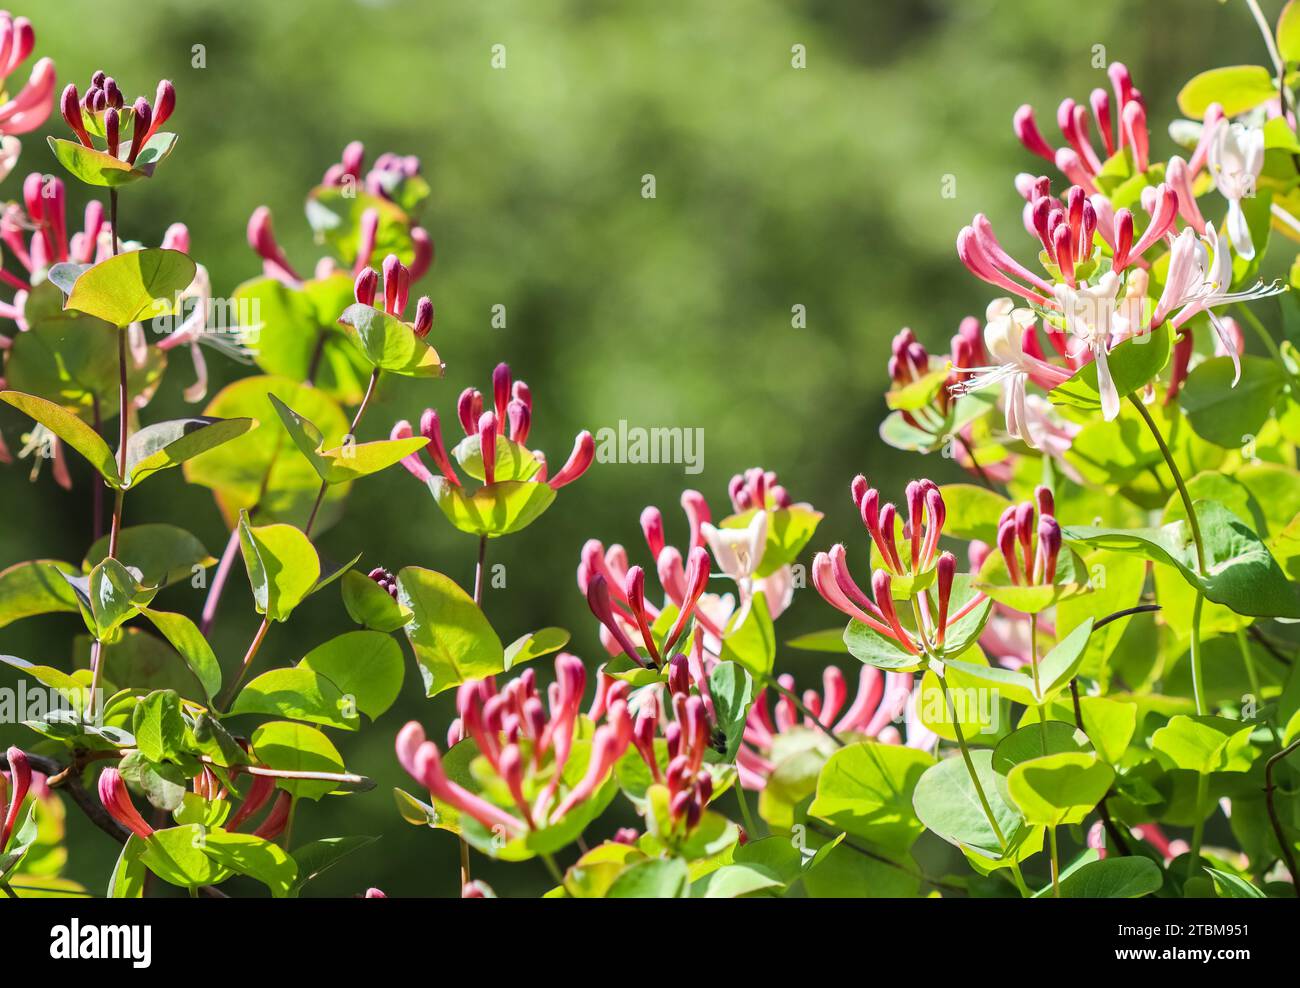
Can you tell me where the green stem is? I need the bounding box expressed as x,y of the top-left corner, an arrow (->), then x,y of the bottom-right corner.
541,852 -> 564,885
1265,737 -> 1300,895
1048,826 -> 1061,897
735,782 -> 760,839
1029,613 -> 1047,748
1130,393 -> 1209,716
1187,773 -> 1209,881
935,670 -> 1029,896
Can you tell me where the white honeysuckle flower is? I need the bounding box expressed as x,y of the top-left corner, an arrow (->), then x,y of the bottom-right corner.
1208,120 -> 1264,260
701,510 -> 768,582
1053,270 -> 1124,420
1154,223 -> 1283,385
952,297 -> 1070,448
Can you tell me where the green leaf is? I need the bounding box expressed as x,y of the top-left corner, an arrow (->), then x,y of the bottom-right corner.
139,825 -> 228,888
809,741 -> 935,855
427,476 -> 556,538
291,836 -> 379,894
912,750 -> 1025,859
784,627 -> 850,653
268,393 -> 426,484
122,416 -> 255,488
694,863 -> 785,898
85,525 -> 214,589
107,836 -> 147,898
1049,325 -> 1171,413
337,302 -> 444,377
230,667 -> 358,730
1281,0 -> 1300,64
706,661 -> 754,762
1205,867 -> 1267,898
237,511 -> 321,623
1006,752 -> 1115,827
974,546 -> 1092,615
47,132 -> 178,187
1037,618 -> 1095,698
718,592 -> 775,679
1150,714 -> 1256,774
86,557 -> 153,638
234,275 -> 372,404
992,721 -> 1089,775
298,630 -> 404,720
503,627 -> 570,670
249,721 -> 347,801
1179,356 -> 1286,449
122,611 -> 222,702
75,627 -> 207,703
64,249 -> 196,328
184,375 -> 352,530
605,856 -> 690,898
1065,501 -> 1300,619
0,559 -> 79,628
0,390 -> 120,484
1178,65 -> 1279,117
340,570 -> 412,632
396,567 -> 504,696
132,690 -> 187,763
843,619 -> 924,672
199,831 -> 298,898
937,484 -> 1014,543
451,433 -> 542,483
117,751 -> 187,811
1058,856 -> 1163,898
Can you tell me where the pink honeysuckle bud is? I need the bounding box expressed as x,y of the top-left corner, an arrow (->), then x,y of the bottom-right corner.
381,253 -> 401,315
550,720 -> 630,823
477,411 -> 498,485
935,552 -> 956,646
997,519 -> 1022,585
103,77 -> 122,109
341,140 -> 365,179
160,221 -> 188,254
127,97 -> 152,164
1052,223 -> 1074,285
226,772 -> 275,832
104,107 -> 119,157
663,546 -> 711,655
409,226 -> 434,281
850,474 -> 868,510
876,502 -> 905,573
137,80 -> 172,148
1,746 -> 30,851
496,743 -> 532,825
418,408 -> 461,486
586,573 -> 649,668
412,296 -> 434,338
492,362 -> 512,420
727,474 -> 746,512
905,481 -> 925,567
1090,87 -> 1114,156
396,721 -> 428,781
639,506 -> 665,559
253,791 -> 292,841
91,88 -> 106,113
668,652 -> 690,697
248,205 -> 301,283
97,767 -> 154,840
624,565 -> 660,663
1038,516 -> 1063,584
365,887 -> 387,898
506,398 -> 530,445
1110,208 -> 1134,272
1130,184 -> 1177,258
60,84 -> 92,147
456,388 -> 483,437
392,420 -> 431,484
656,545 -> 687,605
1122,99 -> 1149,172
1034,485 -> 1054,519
680,489 -> 711,550
354,208 -> 379,274
871,569 -> 917,654
548,431 -> 595,490
1013,104 -> 1055,163
511,379 -> 532,412
368,567 -> 399,599
1165,156 -> 1206,235
770,485 -> 791,508
1015,502 -> 1035,569
827,544 -> 885,623
821,665 -> 848,725
745,466 -> 767,509
353,267 -> 378,307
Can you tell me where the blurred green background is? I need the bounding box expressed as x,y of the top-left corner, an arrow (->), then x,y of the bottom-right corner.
0,0 -> 1275,896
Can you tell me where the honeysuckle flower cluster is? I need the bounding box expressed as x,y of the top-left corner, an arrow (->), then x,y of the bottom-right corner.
248,142 -> 433,288
59,71 -> 174,165
625,681 -> 717,833
0,13 -> 54,179
0,171 -> 100,322
394,360 -> 595,495
396,654 -> 632,835
951,61 -> 1284,438
994,486 -> 1061,587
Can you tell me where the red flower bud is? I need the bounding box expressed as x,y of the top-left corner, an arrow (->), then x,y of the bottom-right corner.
354,266 -> 378,306
253,791 -> 292,841
104,107 -> 119,157
548,431 -> 595,490
2,746 -> 31,852
456,388 -> 483,437
412,296 -> 434,338
935,552 -> 956,645
60,84 -> 92,147
478,411 -> 498,485
640,506 -> 665,559
97,767 -> 154,840
127,97 -> 152,164
492,362 -> 512,421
